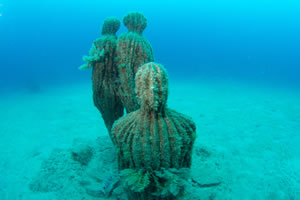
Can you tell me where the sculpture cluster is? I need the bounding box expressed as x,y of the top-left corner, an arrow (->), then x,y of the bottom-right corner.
80,12 -> 196,200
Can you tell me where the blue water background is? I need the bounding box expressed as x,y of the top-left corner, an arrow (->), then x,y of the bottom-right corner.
0,0 -> 299,92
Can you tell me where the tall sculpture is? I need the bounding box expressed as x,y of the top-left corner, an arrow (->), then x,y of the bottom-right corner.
117,12 -> 154,113
79,17 -> 124,137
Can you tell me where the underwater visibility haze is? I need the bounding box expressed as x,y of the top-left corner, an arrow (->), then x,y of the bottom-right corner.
1,0 -> 300,90
0,0 -> 300,199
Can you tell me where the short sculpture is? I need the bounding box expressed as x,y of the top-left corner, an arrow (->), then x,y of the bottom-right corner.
79,17 -> 124,136
112,62 -> 196,200
117,12 -> 154,113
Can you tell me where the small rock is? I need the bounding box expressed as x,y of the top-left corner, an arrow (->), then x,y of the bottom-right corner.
70,139 -> 94,166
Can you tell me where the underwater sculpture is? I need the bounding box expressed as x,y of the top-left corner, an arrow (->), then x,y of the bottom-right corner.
112,62 -> 196,200
117,12 -> 154,113
79,17 -> 124,136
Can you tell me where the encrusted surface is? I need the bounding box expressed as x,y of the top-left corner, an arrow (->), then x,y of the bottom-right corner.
117,13 -> 154,113
112,63 -> 196,199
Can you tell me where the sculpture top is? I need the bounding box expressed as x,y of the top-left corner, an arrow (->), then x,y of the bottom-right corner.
123,12 -> 147,34
101,17 -> 121,35
135,62 -> 169,112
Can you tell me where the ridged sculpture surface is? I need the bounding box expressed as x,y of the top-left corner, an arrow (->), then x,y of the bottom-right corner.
117,12 -> 154,113
112,62 -> 196,200
79,17 -> 124,136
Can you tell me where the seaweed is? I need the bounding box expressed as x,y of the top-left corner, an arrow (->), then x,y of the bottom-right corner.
120,168 -> 191,199
120,169 -> 151,192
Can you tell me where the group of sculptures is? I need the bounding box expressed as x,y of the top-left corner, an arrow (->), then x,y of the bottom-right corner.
80,12 -> 196,200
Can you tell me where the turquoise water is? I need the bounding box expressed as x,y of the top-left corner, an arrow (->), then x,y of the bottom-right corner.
0,1 -> 300,199
1,0 -> 300,90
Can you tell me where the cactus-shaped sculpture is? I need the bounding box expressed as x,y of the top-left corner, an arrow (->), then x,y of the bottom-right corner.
117,12 -> 154,113
112,62 -> 196,200
79,17 -> 124,136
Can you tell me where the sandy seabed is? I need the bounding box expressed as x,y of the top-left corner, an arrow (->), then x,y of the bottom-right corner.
0,79 -> 299,200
